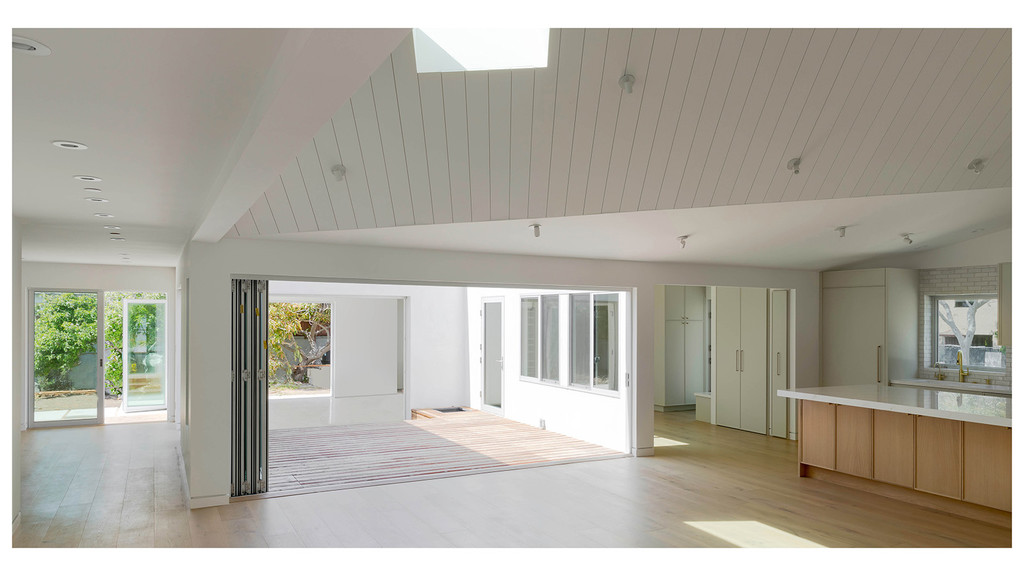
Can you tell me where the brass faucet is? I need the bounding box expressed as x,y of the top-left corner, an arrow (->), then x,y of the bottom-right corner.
956,350 -> 969,383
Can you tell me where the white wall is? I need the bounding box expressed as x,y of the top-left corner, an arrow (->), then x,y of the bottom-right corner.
182,237 -> 820,507
466,287 -> 631,453
270,281 -> 469,412
19,262 -> 178,427
11,219 -> 23,528
844,228 -> 1011,270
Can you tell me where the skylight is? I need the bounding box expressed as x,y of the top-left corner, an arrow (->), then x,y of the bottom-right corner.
412,28 -> 549,73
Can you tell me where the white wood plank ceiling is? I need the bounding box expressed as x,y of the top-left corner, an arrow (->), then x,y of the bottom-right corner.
229,28 -> 1011,238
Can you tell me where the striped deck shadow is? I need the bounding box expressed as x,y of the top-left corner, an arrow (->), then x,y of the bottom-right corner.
260,411 -> 625,498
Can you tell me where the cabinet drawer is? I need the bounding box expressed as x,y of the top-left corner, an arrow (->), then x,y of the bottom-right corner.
801,401 -> 836,470
963,422 -> 1012,512
915,416 -> 963,499
835,405 -> 872,478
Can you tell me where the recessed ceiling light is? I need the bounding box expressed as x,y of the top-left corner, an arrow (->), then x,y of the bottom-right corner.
13,35 -> 51,56
52,140 -> 88,150
110,237 -> 127,242
93,213 -> 114,218
84,197 -> 109,203
74,175 -> 102,182
104,225 -> 121,230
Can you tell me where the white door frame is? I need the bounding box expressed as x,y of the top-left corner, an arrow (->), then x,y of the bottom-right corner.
480,297 -> 505,416
27,288 -> 105,429
122,298 -> 169,412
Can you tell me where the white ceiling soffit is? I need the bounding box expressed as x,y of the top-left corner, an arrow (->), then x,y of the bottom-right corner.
252,187 -> 1011,271
231,28 -> 1011,239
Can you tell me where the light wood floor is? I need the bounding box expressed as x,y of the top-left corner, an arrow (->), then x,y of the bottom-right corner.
14,412 -> 1011,548
268,410 -> 622,496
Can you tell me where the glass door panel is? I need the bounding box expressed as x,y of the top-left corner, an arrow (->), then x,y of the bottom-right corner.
123,300 -> 167,412
594,294 -> 618,391
31,291 -> 102,425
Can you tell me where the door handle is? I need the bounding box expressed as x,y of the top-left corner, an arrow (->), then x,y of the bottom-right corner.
740,349 -> 744,372
735,350 -> 739,372
776,352 -> 781,376
877,346 -> 882,383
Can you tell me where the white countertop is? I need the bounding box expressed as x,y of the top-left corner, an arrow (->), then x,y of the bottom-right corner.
890,378 -> 1011,396
778,384 -> 1012,427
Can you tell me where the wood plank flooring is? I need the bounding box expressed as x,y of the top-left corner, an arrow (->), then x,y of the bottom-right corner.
13,411 -> 1011,549
267,410 -> 623,496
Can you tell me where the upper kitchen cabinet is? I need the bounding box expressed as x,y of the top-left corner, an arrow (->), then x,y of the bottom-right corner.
821,268 -> 918,387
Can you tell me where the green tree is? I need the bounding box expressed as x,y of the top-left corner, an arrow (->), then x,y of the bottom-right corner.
33,292 -> 98,391
104,292 -> 166,397
268,302 -> 331,384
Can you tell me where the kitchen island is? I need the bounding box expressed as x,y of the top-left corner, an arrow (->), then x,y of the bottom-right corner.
779,384 -> 1011,524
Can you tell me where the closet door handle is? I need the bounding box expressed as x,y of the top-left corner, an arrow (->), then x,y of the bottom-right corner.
776,352 -> 781,376
740,349 -> 744,372
735,350 -> 739,372
877,346 -> 882,383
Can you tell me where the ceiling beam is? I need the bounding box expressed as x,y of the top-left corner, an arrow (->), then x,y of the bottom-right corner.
191,28 -> 410,242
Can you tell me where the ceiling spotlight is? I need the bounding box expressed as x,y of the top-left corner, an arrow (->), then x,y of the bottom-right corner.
618,73 -> 635,94
12,35 -> 51,56
104,225 -> 121,230
93,213 -> 114,218
529,223 -> 541,238
835,226 -> 847,238
967,158 -> 985,174
74,175 -> 102,182
677,235 -> 689,249
52,140 -> 88,150
901,233 -> 913,245
84,197 -> 109,203
787,157 -> 801,175
330,164 -> 347,181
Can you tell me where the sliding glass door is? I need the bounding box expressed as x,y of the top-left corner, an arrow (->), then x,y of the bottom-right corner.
30,290 -> 104,426
122,299 -> 168,412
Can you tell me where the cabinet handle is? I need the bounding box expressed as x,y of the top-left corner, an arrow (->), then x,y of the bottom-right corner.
735,350 -> 739,372
740,349 -> 744,372
776,352 -> 781,376
877,345 -> 882,383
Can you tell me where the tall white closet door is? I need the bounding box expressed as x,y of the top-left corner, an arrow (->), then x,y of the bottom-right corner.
739,288 -> 767,434
715,287 -> 742,429
822,286 -> 885,386
770,290 -> 789,438
664,321 -> 687,406
683,319 -> 705,404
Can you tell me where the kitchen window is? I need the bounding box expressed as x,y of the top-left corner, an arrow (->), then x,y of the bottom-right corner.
932,295 -> 1004,370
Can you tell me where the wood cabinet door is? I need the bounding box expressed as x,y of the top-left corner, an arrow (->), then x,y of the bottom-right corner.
873,410 -> 914,487
963,422 -> 1012,511
821,286 -> 885,386
739,287 -> 767,434
915,416 -> 963,499
836,405 -> 873,478
715,287 -> 742,429
800,401 -> 836,470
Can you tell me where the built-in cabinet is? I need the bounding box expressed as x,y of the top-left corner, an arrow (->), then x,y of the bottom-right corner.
799,400 -> 1011,513
663,286 -> 706,407
821,268 -> 918,386
716,287 -> 767,434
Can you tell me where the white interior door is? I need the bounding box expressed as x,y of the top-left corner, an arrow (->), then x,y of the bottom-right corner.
715,287 -> 741,429
29,290 -> 104,427
482,299 -> 504,414
770,290 -> 789,438
122,299 -> 168,412
739,288 -> 767,434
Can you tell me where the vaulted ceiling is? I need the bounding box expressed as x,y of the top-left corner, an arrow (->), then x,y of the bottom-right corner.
228,28 -> 1012,239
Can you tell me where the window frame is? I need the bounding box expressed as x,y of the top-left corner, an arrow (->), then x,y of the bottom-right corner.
931,293 -> 1004,372
519,296 -> 539,380
568,292 -> 620,397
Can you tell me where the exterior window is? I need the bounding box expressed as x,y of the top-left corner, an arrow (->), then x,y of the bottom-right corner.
570,294 -> 590,386
541,295 -> 560,381
520,298 -> 538,378
933,296 -> 1004,369
570,293 -> 619,392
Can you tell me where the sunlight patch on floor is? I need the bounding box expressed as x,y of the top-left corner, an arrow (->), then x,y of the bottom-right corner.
653,435 -> 689,447
685,521 -> 825,548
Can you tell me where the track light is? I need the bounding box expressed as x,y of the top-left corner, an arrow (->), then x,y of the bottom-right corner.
787,157 -> 801,175
967,159 -> 984,174
902,233 -> 913,245
330,164 -> 346,181
835,226 -> 847,238
677,235 -> 689,249
619,73 -> 635,94
530,223 -> 541,238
